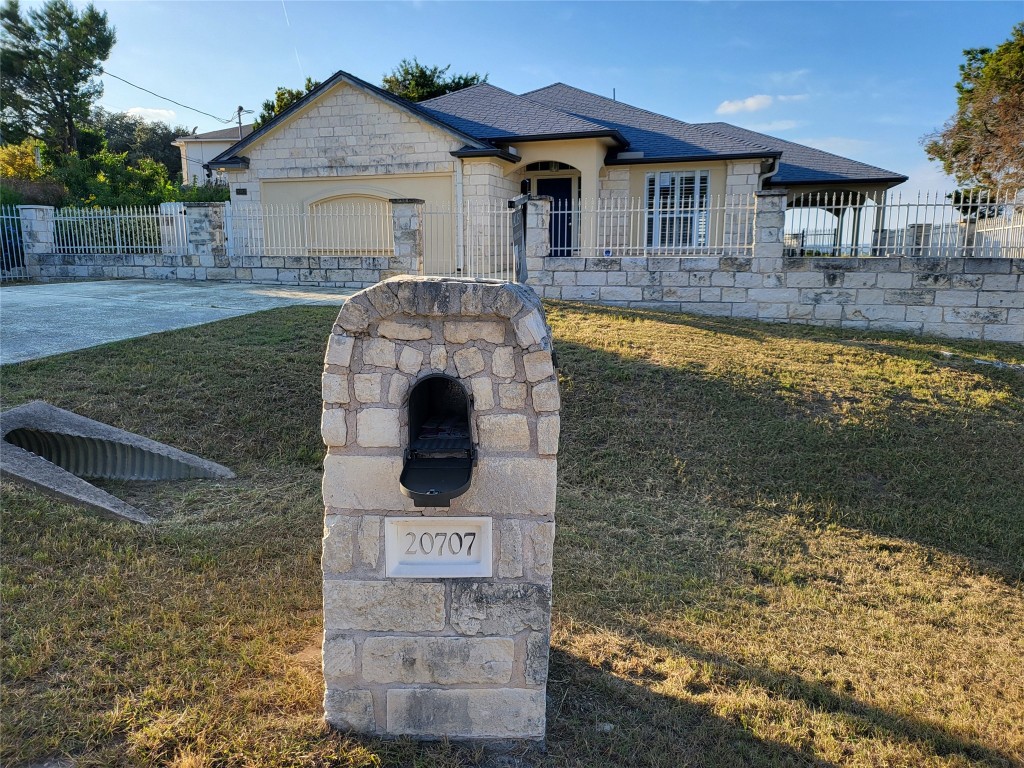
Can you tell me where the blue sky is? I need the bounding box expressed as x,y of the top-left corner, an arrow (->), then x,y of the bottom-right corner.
72,1 -> 1022,194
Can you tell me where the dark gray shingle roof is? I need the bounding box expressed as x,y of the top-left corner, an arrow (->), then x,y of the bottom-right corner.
178,124 -> 255,141
419,84 -> 619,141
699,122 -> 907,185
522,83 -> 777,160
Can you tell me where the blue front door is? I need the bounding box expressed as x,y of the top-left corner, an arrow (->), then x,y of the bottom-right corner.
536,177 -> 573,256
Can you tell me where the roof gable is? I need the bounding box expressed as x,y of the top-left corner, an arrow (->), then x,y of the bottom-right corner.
209,70 -> 494,166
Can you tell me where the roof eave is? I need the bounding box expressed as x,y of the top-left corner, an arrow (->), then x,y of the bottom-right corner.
771,175 -> 909,187
205,157 -> 250,171
451,147 -> 522,163
492,129 -> 629,148
606,150 -> 782,166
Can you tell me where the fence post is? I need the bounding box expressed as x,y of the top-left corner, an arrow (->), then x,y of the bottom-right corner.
17,205 -> 56,280
753,190 -> 787,271
184,202 -> 228,270
523,195 -> 551,290
388,198 -> 424,277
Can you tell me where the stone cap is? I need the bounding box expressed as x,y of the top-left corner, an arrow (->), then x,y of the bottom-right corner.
333,277 -> 550,351
389,198 -> 425,205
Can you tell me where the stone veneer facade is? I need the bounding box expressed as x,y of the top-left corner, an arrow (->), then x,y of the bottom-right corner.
320,276 -> 558,741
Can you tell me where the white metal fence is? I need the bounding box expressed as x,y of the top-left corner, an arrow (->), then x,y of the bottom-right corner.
53,204 -> 187,255
227,202 -> 394,258
421,201 -> 515,279
549,195 -> 756,257
1,205 -> 26,282
785,190 -> 1024,258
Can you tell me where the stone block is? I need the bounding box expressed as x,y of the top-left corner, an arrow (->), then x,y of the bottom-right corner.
884,289 -> 935,306
451,457 -> 557,517
325,335 -> 354,367
323,515 -> 356,574
526,521 -> 555,580
499,382 -> 528,410
430,345 -> 447,371
363,637 -> 515,684
386,689 -> 545,739
537,415 -> 560,455
321,408 -> 348,447
388,373 -> 410,405
531,381 -> 561,412
323,636 -> 356,683
844,304 -> 907,322
478,414 -> 530,451
363,338 -> 397,368
336,301 -> 371,333
325,689 -> 375,733
498,519 -> 524,578
398,345 -> 424,374
454,347 -> 485,377
353,373 -> 382,403
322,373 -> 350,404
977,291 -> 1024,309
983,324 -> 1024,342
934,291 -> 979,307
525,631 -> 550,686
471,377 -> 495,411
377,320 -> 432,340
323,580 -> 445,632
444,321 -> 507,344
356,408 -> 400,448
357,515 -> 380,568
492,346 -> 516,378
515,312 -> 548,348
450,582 -> 551,635
523,350 -> 554,382
323,455 -> 417,511
945,307 -> 1008,324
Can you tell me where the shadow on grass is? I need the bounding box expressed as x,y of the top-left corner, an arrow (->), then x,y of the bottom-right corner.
554,332 -> 1024,581
546,638 -> 1018,768
545,648 -> 836,768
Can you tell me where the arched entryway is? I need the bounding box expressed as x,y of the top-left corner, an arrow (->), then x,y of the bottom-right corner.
524,161 -> 580,256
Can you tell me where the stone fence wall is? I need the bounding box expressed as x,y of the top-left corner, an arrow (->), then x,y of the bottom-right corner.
18,201 -> 420,289
523,192 -> 1024,343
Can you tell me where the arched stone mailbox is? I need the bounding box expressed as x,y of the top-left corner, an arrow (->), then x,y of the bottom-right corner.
321,276 -> 558,743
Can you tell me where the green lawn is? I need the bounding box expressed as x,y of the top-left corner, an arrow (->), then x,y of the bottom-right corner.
2,303 -> 1023,767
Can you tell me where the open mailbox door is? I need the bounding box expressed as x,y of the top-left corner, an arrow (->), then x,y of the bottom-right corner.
400,375 -> 476,507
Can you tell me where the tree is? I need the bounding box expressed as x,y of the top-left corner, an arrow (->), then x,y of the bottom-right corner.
0,138 -> 45,180
91,108 -> 192,180
923,23 -> 1024,191
0,0 -> 116,154
253,77 -> 321,129
381,58 -> 487,102
52,148 -> 173,206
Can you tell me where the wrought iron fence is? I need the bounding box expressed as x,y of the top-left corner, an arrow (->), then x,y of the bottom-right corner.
784,190 -> 1024,258
53,204 -> 187,255
0,205 -> 26,282
548,195 -> 756,257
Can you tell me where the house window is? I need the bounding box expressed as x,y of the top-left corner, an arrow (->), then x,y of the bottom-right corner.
645,171 -> 710,249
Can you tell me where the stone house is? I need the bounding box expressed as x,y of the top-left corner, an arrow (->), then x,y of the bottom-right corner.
206,69 -> 906,269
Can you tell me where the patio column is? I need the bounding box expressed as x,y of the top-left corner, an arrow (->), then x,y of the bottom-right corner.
753,190 -> 787,271
388,199 -> 424,278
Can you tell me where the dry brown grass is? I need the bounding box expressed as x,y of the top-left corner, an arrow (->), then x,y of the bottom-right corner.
2,302 -> 1023,767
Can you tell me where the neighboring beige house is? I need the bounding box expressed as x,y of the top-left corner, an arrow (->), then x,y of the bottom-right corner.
207,69 -> 906,269
173,124 -> 254,185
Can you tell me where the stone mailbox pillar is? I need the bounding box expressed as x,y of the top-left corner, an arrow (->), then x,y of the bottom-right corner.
321,276 -> 558,743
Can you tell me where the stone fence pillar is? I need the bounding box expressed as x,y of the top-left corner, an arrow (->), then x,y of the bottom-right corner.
184,202 -> 228,269
753,189 -> 787,272
523,196 -> 551,292
320,276 -> 558,743
17,205 -> 56,279
388,199 -> 424,278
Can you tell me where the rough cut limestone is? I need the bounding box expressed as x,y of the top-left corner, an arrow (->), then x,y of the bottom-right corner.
321,277 -> 558,743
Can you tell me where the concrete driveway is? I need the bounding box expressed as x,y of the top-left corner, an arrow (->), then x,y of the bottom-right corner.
0,280 -> 353,365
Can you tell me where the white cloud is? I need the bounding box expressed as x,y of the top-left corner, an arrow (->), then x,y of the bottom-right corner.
747,120 -> 800,132
716,94 -> 773,115
777,94 -> 809,103
126,107 -> 177,123
765,69 -> 810,87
